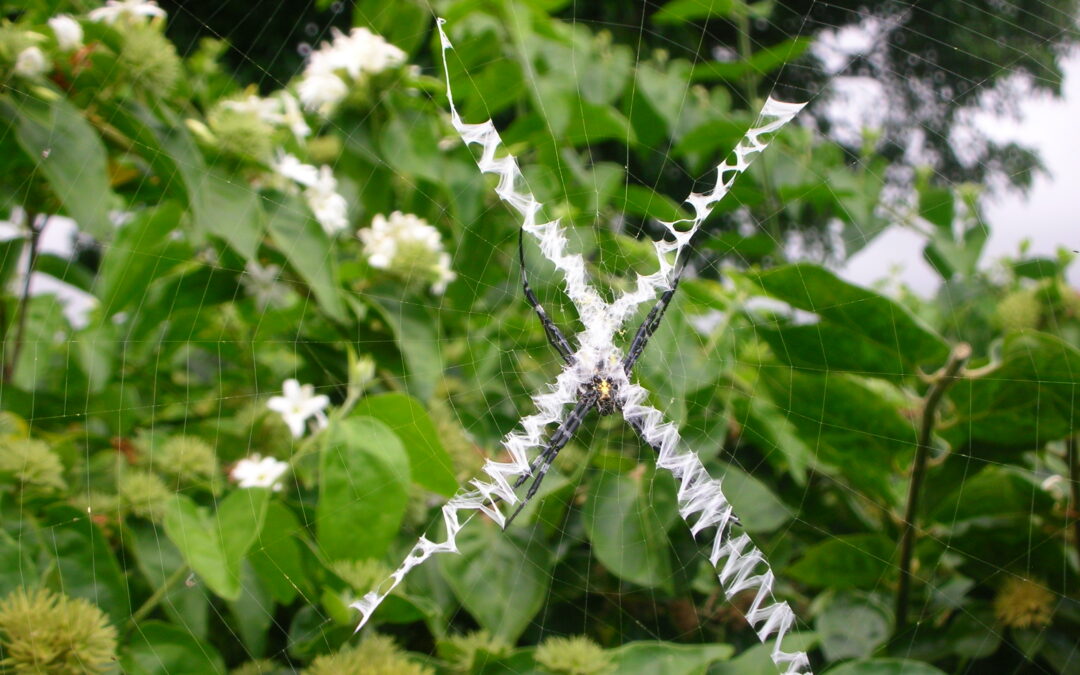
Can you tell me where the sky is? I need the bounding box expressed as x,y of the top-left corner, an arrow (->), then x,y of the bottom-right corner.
842,51 -> 1080,295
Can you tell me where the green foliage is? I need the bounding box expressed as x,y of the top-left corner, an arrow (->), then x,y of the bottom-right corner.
0,1 -> 1076,674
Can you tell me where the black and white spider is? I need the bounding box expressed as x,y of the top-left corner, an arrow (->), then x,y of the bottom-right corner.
504,228 -> 682,526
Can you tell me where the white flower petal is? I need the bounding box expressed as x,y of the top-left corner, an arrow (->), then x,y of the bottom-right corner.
49,15 -> 83,51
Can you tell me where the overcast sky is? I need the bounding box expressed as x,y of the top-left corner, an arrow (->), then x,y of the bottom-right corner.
842,51 -> 1080,295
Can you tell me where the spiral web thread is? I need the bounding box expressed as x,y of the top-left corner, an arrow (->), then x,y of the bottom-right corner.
352,18 -> 810,674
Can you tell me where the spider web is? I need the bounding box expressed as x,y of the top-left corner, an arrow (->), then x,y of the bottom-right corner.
3,0 -> 1078,673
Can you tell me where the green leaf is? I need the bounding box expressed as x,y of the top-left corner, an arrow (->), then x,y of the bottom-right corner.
692,38 -> 814,80
0,237 -> 24,291
609,640 -> 734,674
633,60 -> 695,137
351,393 -> 458,496
130,522 -> 207,639
751,263 -> 950,374
943,604 -> 1000,659
95,201 -> 183,316
654,0 -> 739,24
192,172 -> 265,260
0,93 -> 114,239
439,518 -> 552,642
945,332 -> 1080,446
317,416 -> 410,561
34,253 -> 94,293
0,527 -> 36,598
367,294 -> 443,402
929,466 -> 1052,524
757,321 -> 915,381
352,0 -> 429,55
583,469 -> 674,589
563,98 -> 635,146
41,506 -> 129,624
717,462 -> 791,533
1012,257 -> 1060,280
730,390 -> 813,483
700,231 -> 776,261
826,659 -> 947,675
787,534 -> 894,590
613,185 -> 691,222
121,620 -> 226,675
227,562 -> 272,658
815,591 -> 892,661
163,489 -> 270,601
918,184 -> 954,230
266,195 -> 347,323
249,502 -> 308,605
710,632 -> 818,674
756,370 -> 915,502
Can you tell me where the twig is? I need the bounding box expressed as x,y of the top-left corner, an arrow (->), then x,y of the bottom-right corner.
895,342 -> 971,631
3,213 -> 42,383
126,563 -> 189,632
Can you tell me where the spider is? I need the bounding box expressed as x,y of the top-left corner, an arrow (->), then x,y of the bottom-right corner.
504,227 -> 682,526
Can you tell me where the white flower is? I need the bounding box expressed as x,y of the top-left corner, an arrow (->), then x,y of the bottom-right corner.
221,93 -> 310,139
49,15 -> 83,51
306,166 -> 349,235
278,93 -> 311,138
88,0 -> 167,24
272,153 -> 320,187
1041,474 -> 1066,501
297,70 -> 348,115
359,211 -> 456,294
297,27 -> 406,115
230,454 -> 290,491
271,154 -> 349,235
14,47 -> 49,79
240,260 -> 289,309
267,378 -> 330,438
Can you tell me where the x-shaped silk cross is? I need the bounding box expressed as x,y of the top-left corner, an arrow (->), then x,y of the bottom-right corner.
352,19 -> 811,674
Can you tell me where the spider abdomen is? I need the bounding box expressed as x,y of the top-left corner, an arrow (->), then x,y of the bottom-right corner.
584,374 -> 620,416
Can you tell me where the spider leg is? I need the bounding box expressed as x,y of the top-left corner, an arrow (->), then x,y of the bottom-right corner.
520,229 -> 575,364
621,276 -> 681,374
505,395 -> 595,527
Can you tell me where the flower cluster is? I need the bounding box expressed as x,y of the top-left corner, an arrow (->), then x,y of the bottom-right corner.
994,577 -> 1055,629
533,635 -> 614,675
220,92 -> 311,140
0,588 -> 117,674
306,634 -> 432,675
267,378 -> 330,438
359,211 -> 456,294
297,27 -> 406,115
0,438 -> 66,492
87,0 -> 166,24
272,154 -> 349,235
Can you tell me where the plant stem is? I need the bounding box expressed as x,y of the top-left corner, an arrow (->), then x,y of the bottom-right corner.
127,563 -> 189,632
1067,435 -> 1080,566
3,213 -> 42,384
894,342 -> 971,631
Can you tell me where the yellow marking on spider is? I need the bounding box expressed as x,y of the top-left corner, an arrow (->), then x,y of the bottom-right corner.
598,379 -> 612,399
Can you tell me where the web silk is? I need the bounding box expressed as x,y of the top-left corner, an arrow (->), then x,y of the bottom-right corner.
352,18 -> 810,675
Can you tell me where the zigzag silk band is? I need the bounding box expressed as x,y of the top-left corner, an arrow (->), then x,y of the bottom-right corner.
352,18 -> 810,674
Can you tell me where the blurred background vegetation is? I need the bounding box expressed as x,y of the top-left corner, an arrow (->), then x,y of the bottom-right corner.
0,0 -> 1078,673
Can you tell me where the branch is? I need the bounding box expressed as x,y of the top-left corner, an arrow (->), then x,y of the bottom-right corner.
3,213 -> 42,384
1068,435 -> 1080,566
126,563 -> 189,633
895,342 -> 971,632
